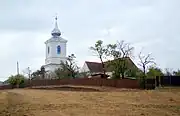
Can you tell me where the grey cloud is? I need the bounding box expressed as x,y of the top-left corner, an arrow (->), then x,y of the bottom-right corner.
0,0 -> 180,81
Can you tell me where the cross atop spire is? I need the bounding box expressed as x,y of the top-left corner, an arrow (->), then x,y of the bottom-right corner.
51,15 -> 61,37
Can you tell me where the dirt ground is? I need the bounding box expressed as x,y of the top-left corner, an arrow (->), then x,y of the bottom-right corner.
0,87 -> 180,116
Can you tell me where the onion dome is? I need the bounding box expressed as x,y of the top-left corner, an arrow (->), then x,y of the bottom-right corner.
51,16 -> 61,37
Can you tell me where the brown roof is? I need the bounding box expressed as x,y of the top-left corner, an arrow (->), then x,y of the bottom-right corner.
85,61 -> 103,73
85,57 -> 138,73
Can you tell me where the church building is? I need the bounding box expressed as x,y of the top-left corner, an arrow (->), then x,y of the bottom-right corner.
43,17 -> 67,74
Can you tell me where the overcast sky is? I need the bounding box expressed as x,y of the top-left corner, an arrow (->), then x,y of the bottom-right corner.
0,0 -> 180,81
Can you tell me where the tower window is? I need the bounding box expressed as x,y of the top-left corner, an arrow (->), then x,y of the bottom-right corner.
57,45 -> 61,54
48,46 -> 50,54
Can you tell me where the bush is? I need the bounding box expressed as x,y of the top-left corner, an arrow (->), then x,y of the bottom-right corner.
138,78 -> 145,89
7,74 -> 27,88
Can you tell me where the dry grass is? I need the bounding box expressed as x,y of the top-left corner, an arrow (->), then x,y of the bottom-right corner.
0,87 -> 180,116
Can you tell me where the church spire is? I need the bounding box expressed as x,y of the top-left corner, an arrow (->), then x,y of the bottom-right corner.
51,16 -> 61,37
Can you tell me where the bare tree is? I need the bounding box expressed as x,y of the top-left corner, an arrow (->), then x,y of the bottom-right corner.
138,50 -> 155,88
107,40 -> 134,79
22,67 -> 31,79
90,40 -> 107,77
138,51 -> 155,76
165,68 -> 173,76
22,67 -> 32,86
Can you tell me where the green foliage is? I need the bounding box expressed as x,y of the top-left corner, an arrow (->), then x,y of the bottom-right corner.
136,70 -> 144,78
111,70 -> 120,79
106,40 -> 134,79
55,65 -> 71,79
126,68 -> 139,78
90,40 -> 107,59
90,40 -> 107,76
138,78 -> 145,89
109,60 -> 139,79
78,71 -> 90,78
55,54 -> 79,79
8,75 -> 17,85
147,67 -> 164,78
7,74 -> 27,88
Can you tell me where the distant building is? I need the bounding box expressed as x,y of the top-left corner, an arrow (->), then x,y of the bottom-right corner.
81,57 -> 139,78
0,81 -> 9,86
0,81 -> 3,85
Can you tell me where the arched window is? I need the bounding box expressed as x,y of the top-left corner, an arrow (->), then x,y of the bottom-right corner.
48,46 -> 50,54
57,45 -> 61,54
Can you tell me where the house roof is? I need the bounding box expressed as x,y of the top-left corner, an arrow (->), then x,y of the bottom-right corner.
85,57 -> 138,73
85,61 -> 103,73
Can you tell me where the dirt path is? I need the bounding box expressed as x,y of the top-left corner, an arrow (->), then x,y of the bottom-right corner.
0,89 -> 180,116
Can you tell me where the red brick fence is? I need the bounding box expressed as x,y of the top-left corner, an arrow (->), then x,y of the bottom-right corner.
0,84 -> 13,90
29,78 -> 140,89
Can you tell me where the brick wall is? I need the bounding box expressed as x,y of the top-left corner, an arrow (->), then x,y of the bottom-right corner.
30,78 -> 140,89
0,85 -> 12,90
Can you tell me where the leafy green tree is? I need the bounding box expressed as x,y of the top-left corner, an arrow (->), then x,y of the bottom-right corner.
147,67 -> 164,78
106,40 -> 134,79
55,54 -> 79,79
7,74 -> 27,88
90,40 -> 107,78
55,62 -> 71,79
126,68 -> 139,78
8,75 -> 17,86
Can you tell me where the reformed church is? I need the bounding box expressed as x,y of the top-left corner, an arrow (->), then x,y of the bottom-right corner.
43,17 -> 67,74
41,17 -> 138,79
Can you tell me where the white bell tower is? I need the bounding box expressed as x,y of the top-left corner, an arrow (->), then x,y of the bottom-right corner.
43,16 -> 67,72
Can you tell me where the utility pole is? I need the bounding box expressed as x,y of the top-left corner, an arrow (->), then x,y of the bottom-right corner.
27,67 -> 31,79
17,61 -> 19,75
16,61 -> 20,88
27,67 -> 32,87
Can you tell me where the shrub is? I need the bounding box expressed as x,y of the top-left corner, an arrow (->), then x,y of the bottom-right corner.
7,74 -> 27,88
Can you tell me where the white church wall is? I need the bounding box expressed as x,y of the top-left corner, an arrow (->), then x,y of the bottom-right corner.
45,39 -> 67,59
44,64 -> 61,73
45,57 -> 67,65
43,17 -> 68,74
